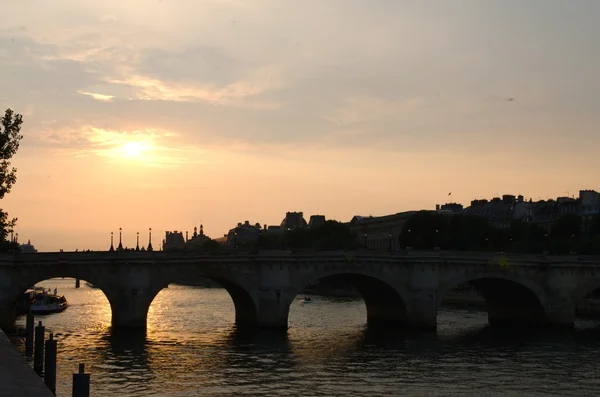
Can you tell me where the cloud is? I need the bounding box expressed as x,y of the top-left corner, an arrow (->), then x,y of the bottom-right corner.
1,1 -> 598,158
77,91 -> 114,102
106,74 -> 278,106
327,96 -> 426,127
31,123 -> 202,168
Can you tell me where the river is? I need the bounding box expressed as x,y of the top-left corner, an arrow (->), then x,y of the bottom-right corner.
12,278 -> 600,396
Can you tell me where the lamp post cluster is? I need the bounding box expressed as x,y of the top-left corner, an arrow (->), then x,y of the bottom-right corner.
109,228 -> 153,252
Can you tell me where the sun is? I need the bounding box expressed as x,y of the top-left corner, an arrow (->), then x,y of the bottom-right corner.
122,141 -> 143,157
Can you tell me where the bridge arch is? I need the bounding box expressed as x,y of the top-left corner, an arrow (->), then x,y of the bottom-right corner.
0,268 -> 114,331
572,280 -> 600,318
573,280 -> 600,303
438,273 -> 548,326
289,271 -> 409,327
155,273 -> 259,328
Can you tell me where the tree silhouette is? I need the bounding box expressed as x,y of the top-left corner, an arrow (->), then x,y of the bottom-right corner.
0,109 -> 23,246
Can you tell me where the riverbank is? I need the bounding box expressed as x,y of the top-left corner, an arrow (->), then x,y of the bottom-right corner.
0,329 -> 53,397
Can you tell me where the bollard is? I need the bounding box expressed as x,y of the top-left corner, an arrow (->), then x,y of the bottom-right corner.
72,363 -> 90,397
34,321 -> 45,376
75,278 -> 80,288
25,310 -> 34,357
44,333 -> 57,395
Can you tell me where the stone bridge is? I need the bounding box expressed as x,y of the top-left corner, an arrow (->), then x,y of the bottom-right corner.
1,250 -> 600,332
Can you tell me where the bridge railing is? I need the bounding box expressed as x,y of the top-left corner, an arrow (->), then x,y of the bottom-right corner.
2,249 -> 600,267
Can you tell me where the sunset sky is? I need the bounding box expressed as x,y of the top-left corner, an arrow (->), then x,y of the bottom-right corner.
1,0 -> 599,252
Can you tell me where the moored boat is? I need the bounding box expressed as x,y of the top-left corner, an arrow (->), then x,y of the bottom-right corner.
31,288 -> 68,314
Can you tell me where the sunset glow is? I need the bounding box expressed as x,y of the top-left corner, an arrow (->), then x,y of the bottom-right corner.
121,141 -> 144,158
1,1 -> 598,252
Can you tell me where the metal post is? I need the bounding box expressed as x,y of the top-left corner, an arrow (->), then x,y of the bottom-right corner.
44,333 -> 57,395
72,363 -> 90,397
25,310 -> 34,357
34,321 -> 45,375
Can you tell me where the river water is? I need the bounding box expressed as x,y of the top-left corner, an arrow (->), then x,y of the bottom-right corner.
12,278 -> 600,396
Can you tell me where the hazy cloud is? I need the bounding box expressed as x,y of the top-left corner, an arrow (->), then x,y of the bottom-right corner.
77,91 -> 114,102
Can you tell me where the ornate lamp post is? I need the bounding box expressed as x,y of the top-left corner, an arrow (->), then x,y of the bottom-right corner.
109,232 -> 114,252
117,227 -> 123,251
147,228 -> 153,252
136,232 -> 140,251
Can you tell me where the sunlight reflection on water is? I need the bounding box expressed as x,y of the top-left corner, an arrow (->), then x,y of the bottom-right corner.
13,279 -> 600,397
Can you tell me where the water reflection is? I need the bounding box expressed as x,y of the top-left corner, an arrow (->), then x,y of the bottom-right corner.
11,281 -> 600,396
224,326 -> 291,351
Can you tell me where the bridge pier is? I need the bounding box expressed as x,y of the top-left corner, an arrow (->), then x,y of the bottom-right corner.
404,290 -> 437,329
104,285 -> 164,329
254,289 -> 289,329
543,290 -> 576,329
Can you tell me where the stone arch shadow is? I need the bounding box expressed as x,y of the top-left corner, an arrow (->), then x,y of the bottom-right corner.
572,280 -> 600,316
289,271 -> 409,327
574,279 -> 600,301
155,275 -> 259,328
438,273 -> 549,326
0,268 -> 112,330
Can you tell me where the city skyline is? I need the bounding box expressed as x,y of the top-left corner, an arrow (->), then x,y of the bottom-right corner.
2,0 -> 599,251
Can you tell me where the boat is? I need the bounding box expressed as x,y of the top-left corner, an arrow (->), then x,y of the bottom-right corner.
30,288 -> 68,314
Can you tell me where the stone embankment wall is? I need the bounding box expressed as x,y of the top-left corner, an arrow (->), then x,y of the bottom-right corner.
0,329 -> 53,397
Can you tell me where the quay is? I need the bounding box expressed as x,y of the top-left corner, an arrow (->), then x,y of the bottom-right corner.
0,329 -> 53,397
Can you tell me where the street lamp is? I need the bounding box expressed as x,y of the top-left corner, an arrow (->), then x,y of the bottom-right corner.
136,232 -> 140,251
388,233 -> 392,250
109,232 -> 114,252
147,228 -> 153,252
117,227 -> 123,251
364,233 -> 368,249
